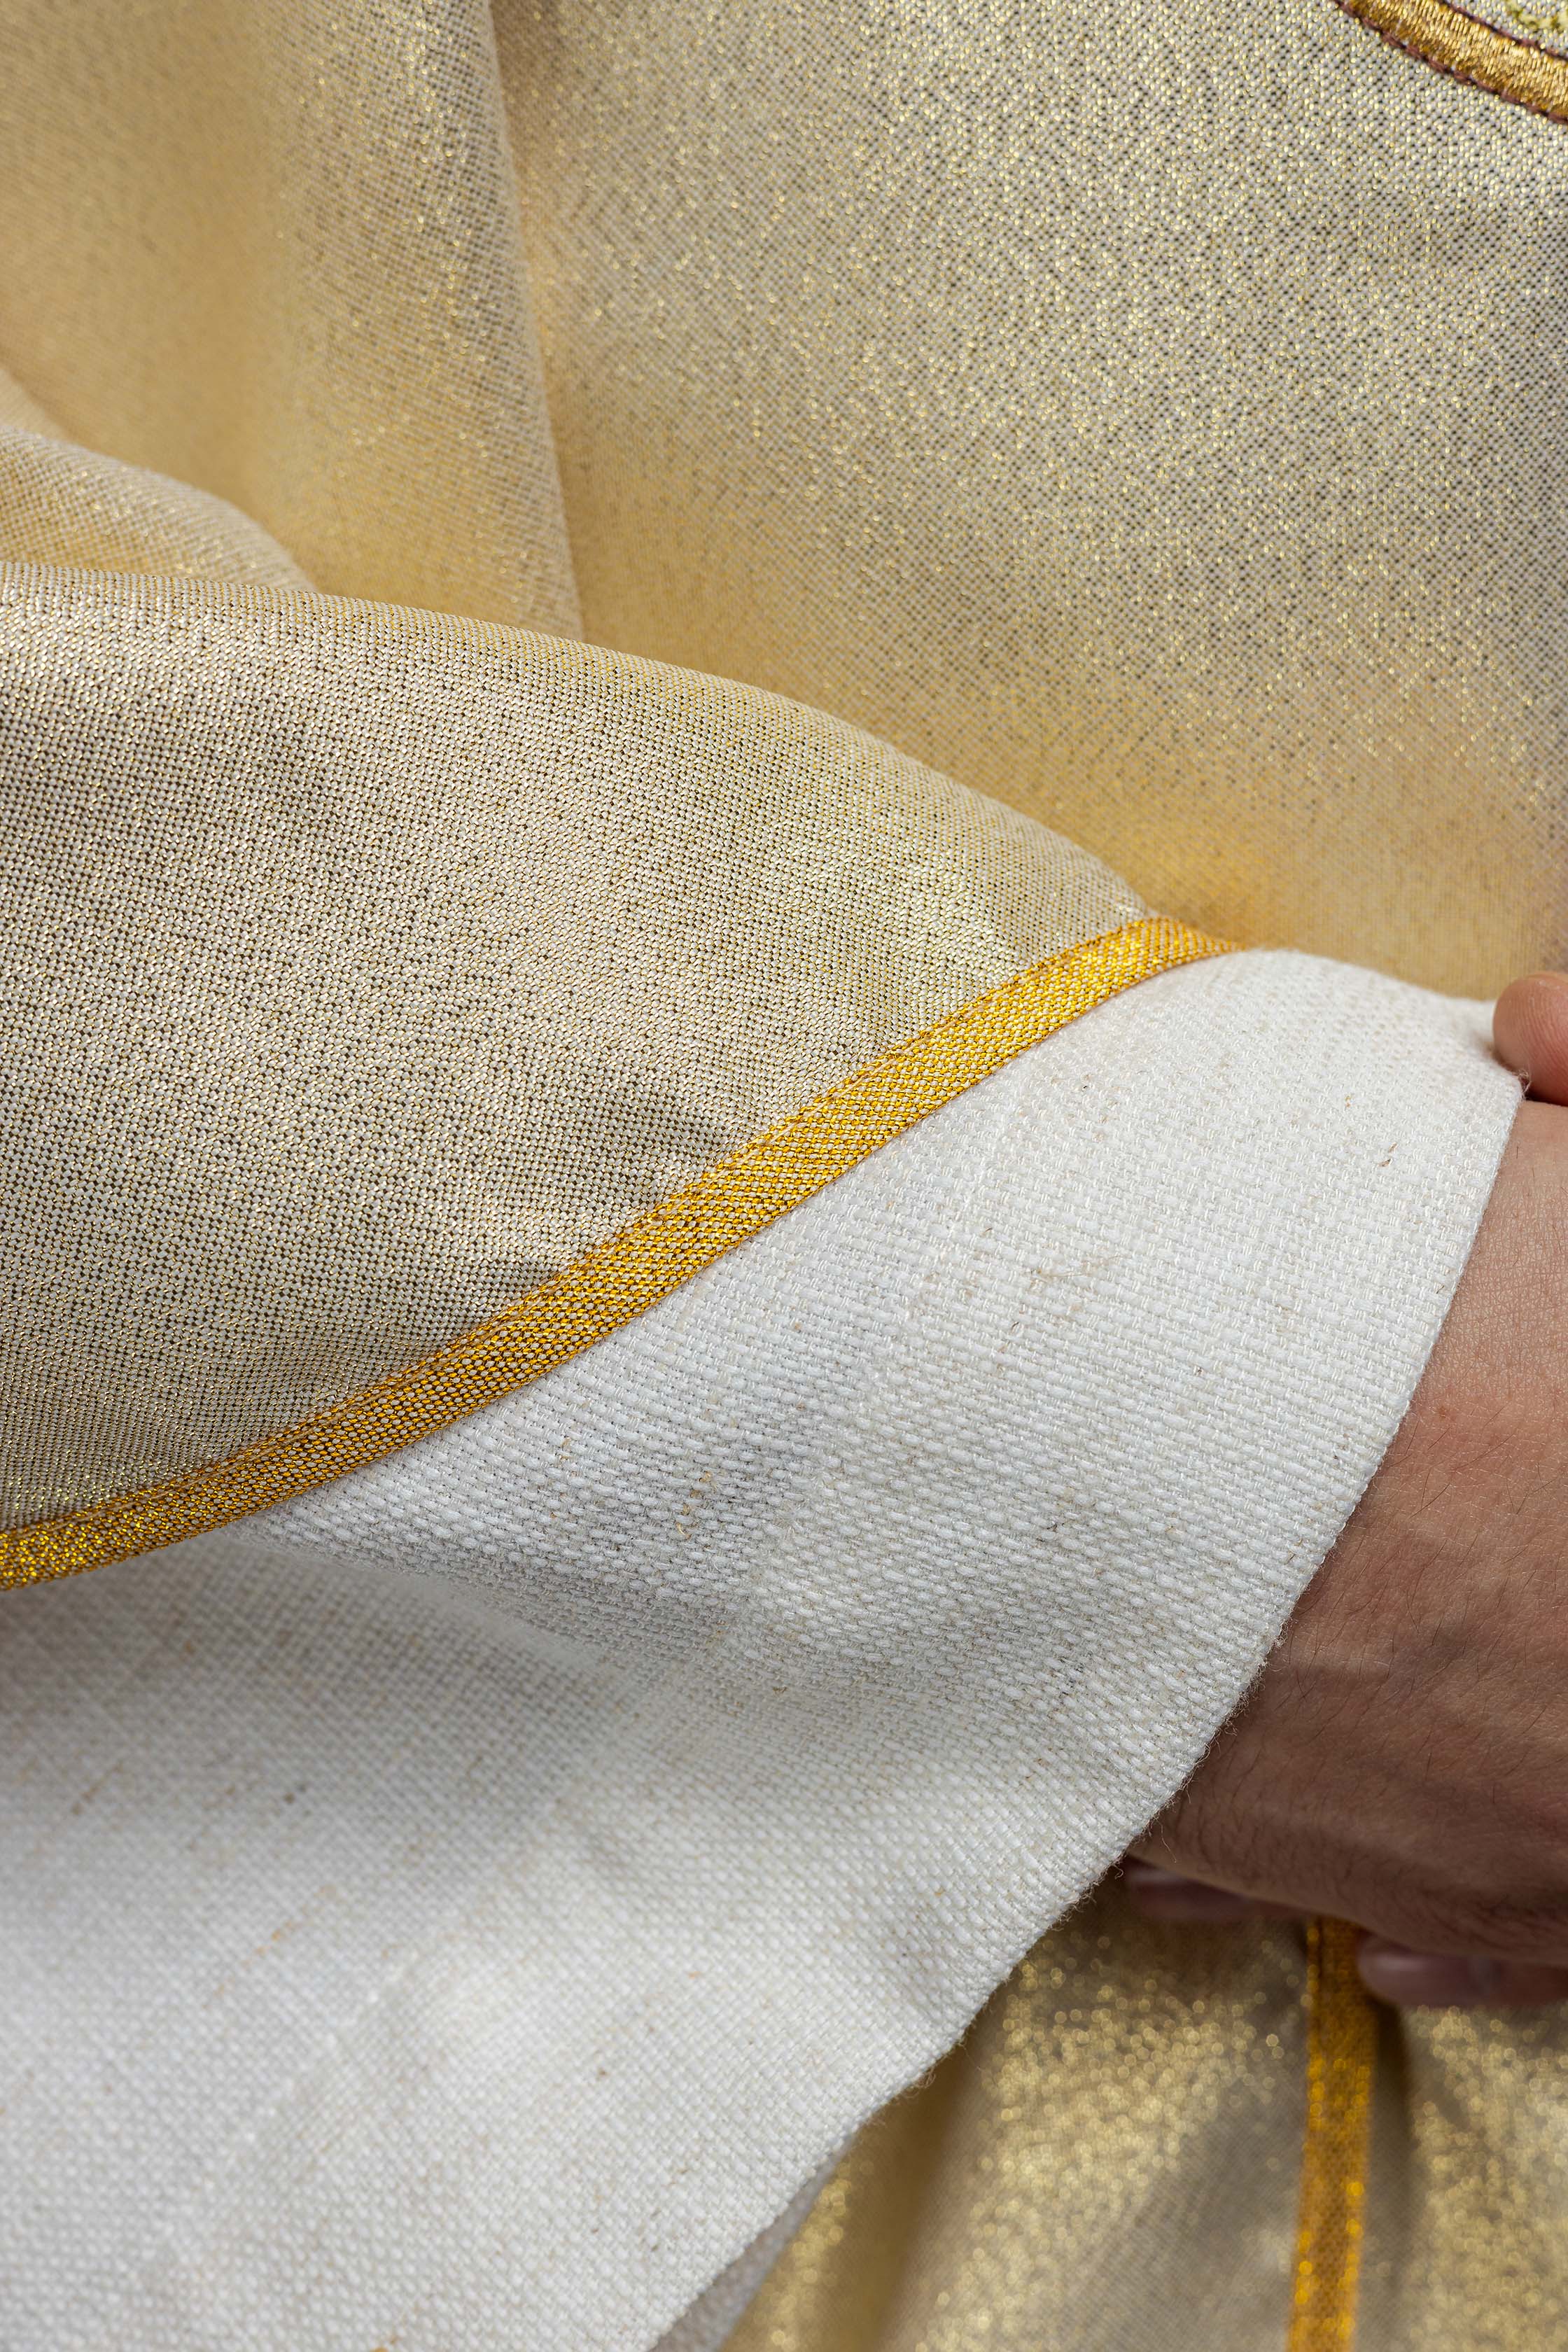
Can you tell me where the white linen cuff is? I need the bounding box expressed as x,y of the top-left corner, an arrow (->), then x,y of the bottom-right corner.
0,948 -> 1520,2351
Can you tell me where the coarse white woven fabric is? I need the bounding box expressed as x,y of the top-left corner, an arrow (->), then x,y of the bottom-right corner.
0,949 -> 1518,2351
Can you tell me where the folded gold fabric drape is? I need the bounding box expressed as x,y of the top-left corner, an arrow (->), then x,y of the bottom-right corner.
0,561 -> 1158,1541
493,0 -> 1568,1003
0,901 -> 1220,1579
2,1 -> 1565,2346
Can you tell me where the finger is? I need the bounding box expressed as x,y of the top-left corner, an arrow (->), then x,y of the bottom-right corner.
1494,972 -> 1568,1105
1121,1861 -> 1305,1925
1357,1938 -> 1568,2009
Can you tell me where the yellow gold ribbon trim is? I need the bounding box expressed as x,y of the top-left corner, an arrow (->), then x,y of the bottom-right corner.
0,914 -> 1228,1588
1289,1917 -> 1378,2352
1337,0 -> 1568,123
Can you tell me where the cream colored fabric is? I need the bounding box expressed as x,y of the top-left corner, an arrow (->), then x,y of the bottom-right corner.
498,0 -> 1568,1000
0,360 -> 61,436
0,0 -> 579,633
0,4 -> 1562,2346
9,0 -> 1563,995
0,562 -> 1137,1520
0,428 -> 309,584
655,2169 -> 839,2352
0,953 -> 1519,2352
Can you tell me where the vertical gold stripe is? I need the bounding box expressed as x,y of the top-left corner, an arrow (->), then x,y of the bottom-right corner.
1336,0 -> 1568,125
1288,1918 -> 1378,2352
0,914 -> 1230,1588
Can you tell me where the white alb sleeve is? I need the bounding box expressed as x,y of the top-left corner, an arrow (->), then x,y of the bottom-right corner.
0,947 -> 1519,2352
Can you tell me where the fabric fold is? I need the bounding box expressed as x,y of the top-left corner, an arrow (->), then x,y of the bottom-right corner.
0,948 -> 1518,2351
0,560 -> 1149,1534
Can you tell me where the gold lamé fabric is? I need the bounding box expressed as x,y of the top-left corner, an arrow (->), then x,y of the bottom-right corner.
1334,0 -> 1568,130
0,918 -> 1212,1583
2,1 -> 1567,2344
0,417 -> 308,588
0,565 -> 1135,1521
729,1887 -> 1314,2352
497,0 -> 1568,1000
1417,0 -> 1568,63
0,0 -> 580,633
731,1893 -> 1568,2352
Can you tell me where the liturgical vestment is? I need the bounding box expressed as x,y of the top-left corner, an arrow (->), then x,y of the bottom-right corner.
1,3 -> 1565,2347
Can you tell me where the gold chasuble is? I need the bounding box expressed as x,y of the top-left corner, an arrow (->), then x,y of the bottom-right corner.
1,3 -> 1566,2348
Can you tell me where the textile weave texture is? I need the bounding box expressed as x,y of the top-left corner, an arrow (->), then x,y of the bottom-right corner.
1,0 -> 1564,2344
0,954 -> 1520,2351
0,565 -> 1140,1522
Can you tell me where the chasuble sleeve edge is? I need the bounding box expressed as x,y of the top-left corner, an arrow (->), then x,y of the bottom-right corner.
0,914 -> 1228,1588
0,946 -> 1520,2352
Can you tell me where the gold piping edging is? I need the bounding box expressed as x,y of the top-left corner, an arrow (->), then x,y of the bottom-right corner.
1336,0 -> 1568,123
0,915 -> 1229,1589
1288,1917 -> 1378,2352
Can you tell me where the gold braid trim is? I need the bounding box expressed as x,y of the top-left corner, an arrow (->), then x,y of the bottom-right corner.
1289,1918 -> 1379,2351
1336,0 -> 1568,124
0,914 -> 1229,1588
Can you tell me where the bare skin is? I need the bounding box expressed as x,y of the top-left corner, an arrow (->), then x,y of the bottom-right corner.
1494,970 -> 1568,1103
1126,972 -> 1568,2009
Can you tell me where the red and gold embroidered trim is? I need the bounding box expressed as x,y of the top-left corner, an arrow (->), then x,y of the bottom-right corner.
0,914 -> 1229,1588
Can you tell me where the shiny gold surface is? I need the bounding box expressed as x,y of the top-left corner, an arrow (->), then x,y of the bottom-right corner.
500,0 -> 1568,999
1,422 -> 309,584
1356,2001 -> 1568,2347
0,918 -> 1222,1581
0,1 -> 1564,2341
0,562 -> 1140,1524
1340,0 -> 1568,86
1289,1921 -> 1377,2351
727,1886 -> 1312,2351
0,0 -> 580,634
730,1901 -> 1568,2352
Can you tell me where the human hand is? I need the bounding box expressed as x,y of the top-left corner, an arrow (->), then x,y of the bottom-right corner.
1124,971 -> 1568,2008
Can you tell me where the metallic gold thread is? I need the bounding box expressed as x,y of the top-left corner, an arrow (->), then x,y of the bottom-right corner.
0,916 -> 1228,1588
1289,1917 -> 1378,2352
724,1893 -> 1317,2352
1336,0 -> 1568,121
0,568 -> 1152,1529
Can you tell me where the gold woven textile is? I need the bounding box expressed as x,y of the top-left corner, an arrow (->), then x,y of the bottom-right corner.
728,1886 -> 1317,2352
0,561 -> 1141,1526
496,0 -> 1568,1002
1289,1920 -> 1378,2351
2,1 -> 1566,2346
1336,0 -> 1568,100
0,916 -> 1221,1583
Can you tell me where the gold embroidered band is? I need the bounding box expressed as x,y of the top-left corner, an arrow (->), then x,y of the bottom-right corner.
1336,0 -> 1568,122
1289,1917 -> 1378,2352
0,914 -> 1228,1589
